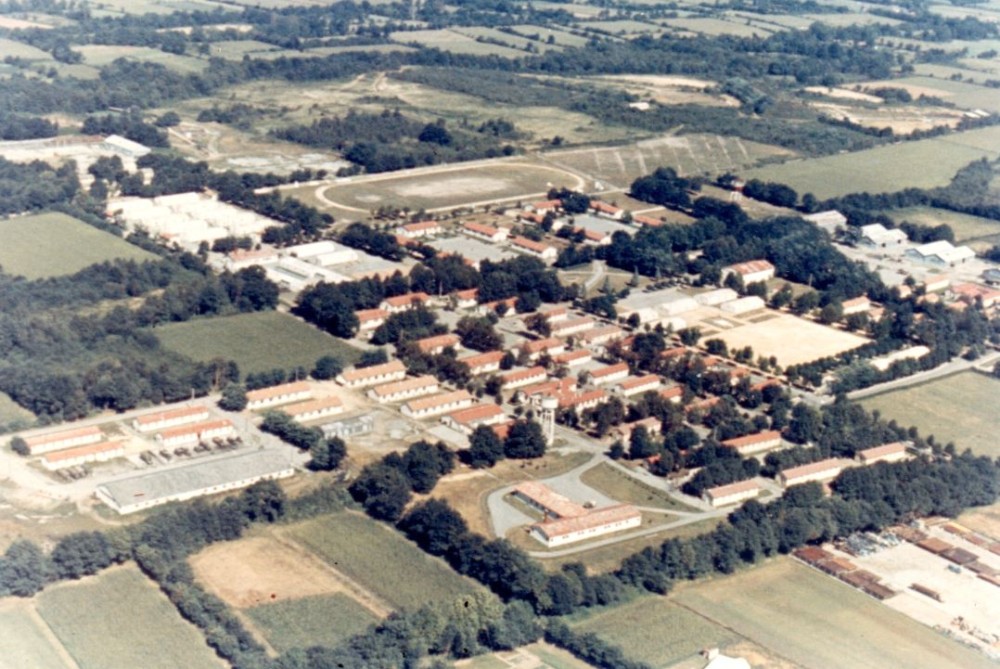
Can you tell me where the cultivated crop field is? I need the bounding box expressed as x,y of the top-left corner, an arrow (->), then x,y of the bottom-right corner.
286,511 -> 487,611
860,371 -> 1000,457
36,565 -> 223,669
0,600 -> 72,669
673,558 -> 998,669
305,161 -> 585,213
245,593 -> 378,653
152,311 -> 361,374
0,212 -> 157,280
747,126 -> 1000,199
709,311 -> 869,367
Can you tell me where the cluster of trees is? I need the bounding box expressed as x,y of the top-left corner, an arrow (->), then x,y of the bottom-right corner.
349,440 -> 456,520
465,420 -> 547,468
0,111 -> 58,140
81,110 -> 169,148
0,157 -> 79,215
258,411 -> 347,471
629,167 -> 699,210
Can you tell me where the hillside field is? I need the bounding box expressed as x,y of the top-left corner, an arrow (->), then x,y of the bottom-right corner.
152,311 -> 361,374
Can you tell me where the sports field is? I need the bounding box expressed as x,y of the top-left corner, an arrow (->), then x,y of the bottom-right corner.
859,371 -> 1000,457
571,596 -> 739,668
672,558 -> 998,669
152,311 -> 361,374
286,511 -> 487,611
245,593 -> 378,652
305,161 -> 584,213
710,311 -> 869,367
0,212 -> 157,280
746,126 -> 1000,199
36,565 -> 223,669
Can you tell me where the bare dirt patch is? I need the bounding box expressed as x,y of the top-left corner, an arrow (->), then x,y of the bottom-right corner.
805,86 -> 883,103
808,100 -> 964,133
714,312 -> 869,367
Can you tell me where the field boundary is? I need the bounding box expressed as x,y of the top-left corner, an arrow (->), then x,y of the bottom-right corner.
25,604 -> 81,669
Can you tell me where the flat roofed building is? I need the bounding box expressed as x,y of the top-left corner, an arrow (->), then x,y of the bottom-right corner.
856,441 -> 908,465
463,221 -> 508,243
368,375 -> 439,403
414,333 -> 460,355
337,360 -> 407,388
380,292 -> 430,313
588,362 -> 630,385
723,259 -> 775,284
401,390 -> 474,419
23,425 -> 103,455
704,479 -> 760,508
280,396 -> 344,423
531,504 -> 642,547
156,419 -> 235,448
722,430 -> 782,456
441,403 -> 505,434
778,458 -> 850,487
133,406 -> 210,433
42,440 -> 125,471
500,366 -> 548,390
614,374 -> 661,397
321,414 -> 374,439
459,350 -> 504,375
96,449 -> 294,515
246,381 -> 312,410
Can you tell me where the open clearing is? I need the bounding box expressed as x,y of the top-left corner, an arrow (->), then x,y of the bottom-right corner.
673,557 -> 997,669
286,511 -> 487,611
390,29 -> 527,58
245,593 -> 378,653
746,125 -> 1000,199
0,390 -> 34,427
73,44 -> 206,73
570,596 -> 739,668
860,76 -> 1000,113
711,312 -> 869,367
859,371 -> 1000,457
0,212 -> 157,280
153,311 -> 361,374
0,599 -> 72,669
36,565 -> 223,669
456,641 -> 595,669
885,206 -> 1000,250
580,462 -> 698,512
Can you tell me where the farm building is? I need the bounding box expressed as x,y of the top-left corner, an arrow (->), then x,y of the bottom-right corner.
552,349 -> 592,368
841,296 -> 871,316
500,366 -> 548,390
614,374 -> 661,397
397,220 -> 442,238
521,337 -> 566,360
551,316 -> 595,338
906,241 -> 976,266
722,430 -> 782,456
414,333 -> 461,355
321,414 -> 374,440
41,440 -> 125,471
96,449 -> 294,515
368,375 -> 439,403
156,419 -> 235,448
459,350 -> 504,375
778,458 -> 850,487
720,296 -> 766,315
856,441 -> 908,465
133,405 -> 211,433
441,403 -> 506,434
803,210 -> 847,235
452,288 -> 479,309
355,308 -> 388,334
462,221 -> 508,243
280,396 -> 345,423
22,425 -> 103,456
723,260 -> 775,285
246,381 -> 312,410
704,479 -> 760,507
401,390 -> 474,419
509,236 -> 557,263
531,505 -> 642,547
859,224 -> 906,247
588,362 -> 630,385
336,360 -> 407,388
380,292 -> 430,313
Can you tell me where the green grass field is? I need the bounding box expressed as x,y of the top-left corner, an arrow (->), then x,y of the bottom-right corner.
245,593 -> 377,652
673,558 -> 998,669
747,126 -> 1000,199
286,512 -> 485,611
661,17 -> 776,37
886,206 -> 1000,248
0,602 -> 72,669
580,463 -> 697,511
0,212 -> 157,280
570,596 -> 738,668
0,37 -> 54,61
390,29 -> 527,58
860,371 -> 1000,457
0,390 -> 34,427
73,44 -> 207,73
36,566 -> 222,669
152,311 -> 361,374
207,39 -> 281,59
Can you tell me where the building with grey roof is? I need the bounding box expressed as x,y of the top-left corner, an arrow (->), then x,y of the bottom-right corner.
95,449 -> 295,515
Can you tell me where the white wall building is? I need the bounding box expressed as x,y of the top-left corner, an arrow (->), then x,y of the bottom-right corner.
22,426 -> 103,456
368,375 -> 439,403
133,406 -> 211,433
703,479 -> 760,508
42,440 -> 125,471
337,360 -> 407,388
401,390 -> 474,419
246,381 -> 312,410
281,396 -> 345,423
157,419 -> 235,448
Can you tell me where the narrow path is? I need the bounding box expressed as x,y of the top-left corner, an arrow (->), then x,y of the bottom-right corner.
25,604 -> 82,669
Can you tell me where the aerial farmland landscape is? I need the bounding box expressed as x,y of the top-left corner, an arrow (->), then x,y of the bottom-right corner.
0,0 -> 999,667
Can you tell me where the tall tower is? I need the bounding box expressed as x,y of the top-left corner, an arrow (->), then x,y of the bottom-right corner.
540,397 -> 558,446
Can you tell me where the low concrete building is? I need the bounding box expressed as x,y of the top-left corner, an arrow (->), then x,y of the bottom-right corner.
355,308 -> 388,334
510,236 -> 557,263
551,349 -> 592,368
133,406 -> 210,433
23,426 -> 103,456
703,479 -> 760,508
723,259 -> 775,285
401,390 -> 474,419
414,333 -> 461,355
722,430 -> 782,456
368,375 -> 439,403
463,221 -> 508,243
96,449 -> 295,515
442,403 -> 506,434
397,220 -> 442,238
551,316 -> 595,338
500,366 -> 548,390
531,504 -> 642,547
246,381 -> 312,410
337,360 -> 407,388
906,241 -> 975,266
459,350 -> 504,375
856,441 -> 908,465
41,440 -> 125,471
380,292 -> 430,313
588,362 -> 630,386
321,414 -> 374,440
156,419 -> 235,448
778,458 -> 850,487
521,337 -> 566,360
281,396 -> 345,423
614,374 -> 661,397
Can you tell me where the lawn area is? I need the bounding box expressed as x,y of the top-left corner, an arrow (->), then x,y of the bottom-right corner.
152,311 -> 361,374
285,511 -> 486,611
0,212 -> 157,280
673,557 -> 998,669
570,596 -> 738,668
36,565 -> 223,669
747,126 -> 1000,199
245,593 -> 377,653
580,462 -> 698,511
0,600 -> 71,669
859,371 -> 1000,457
